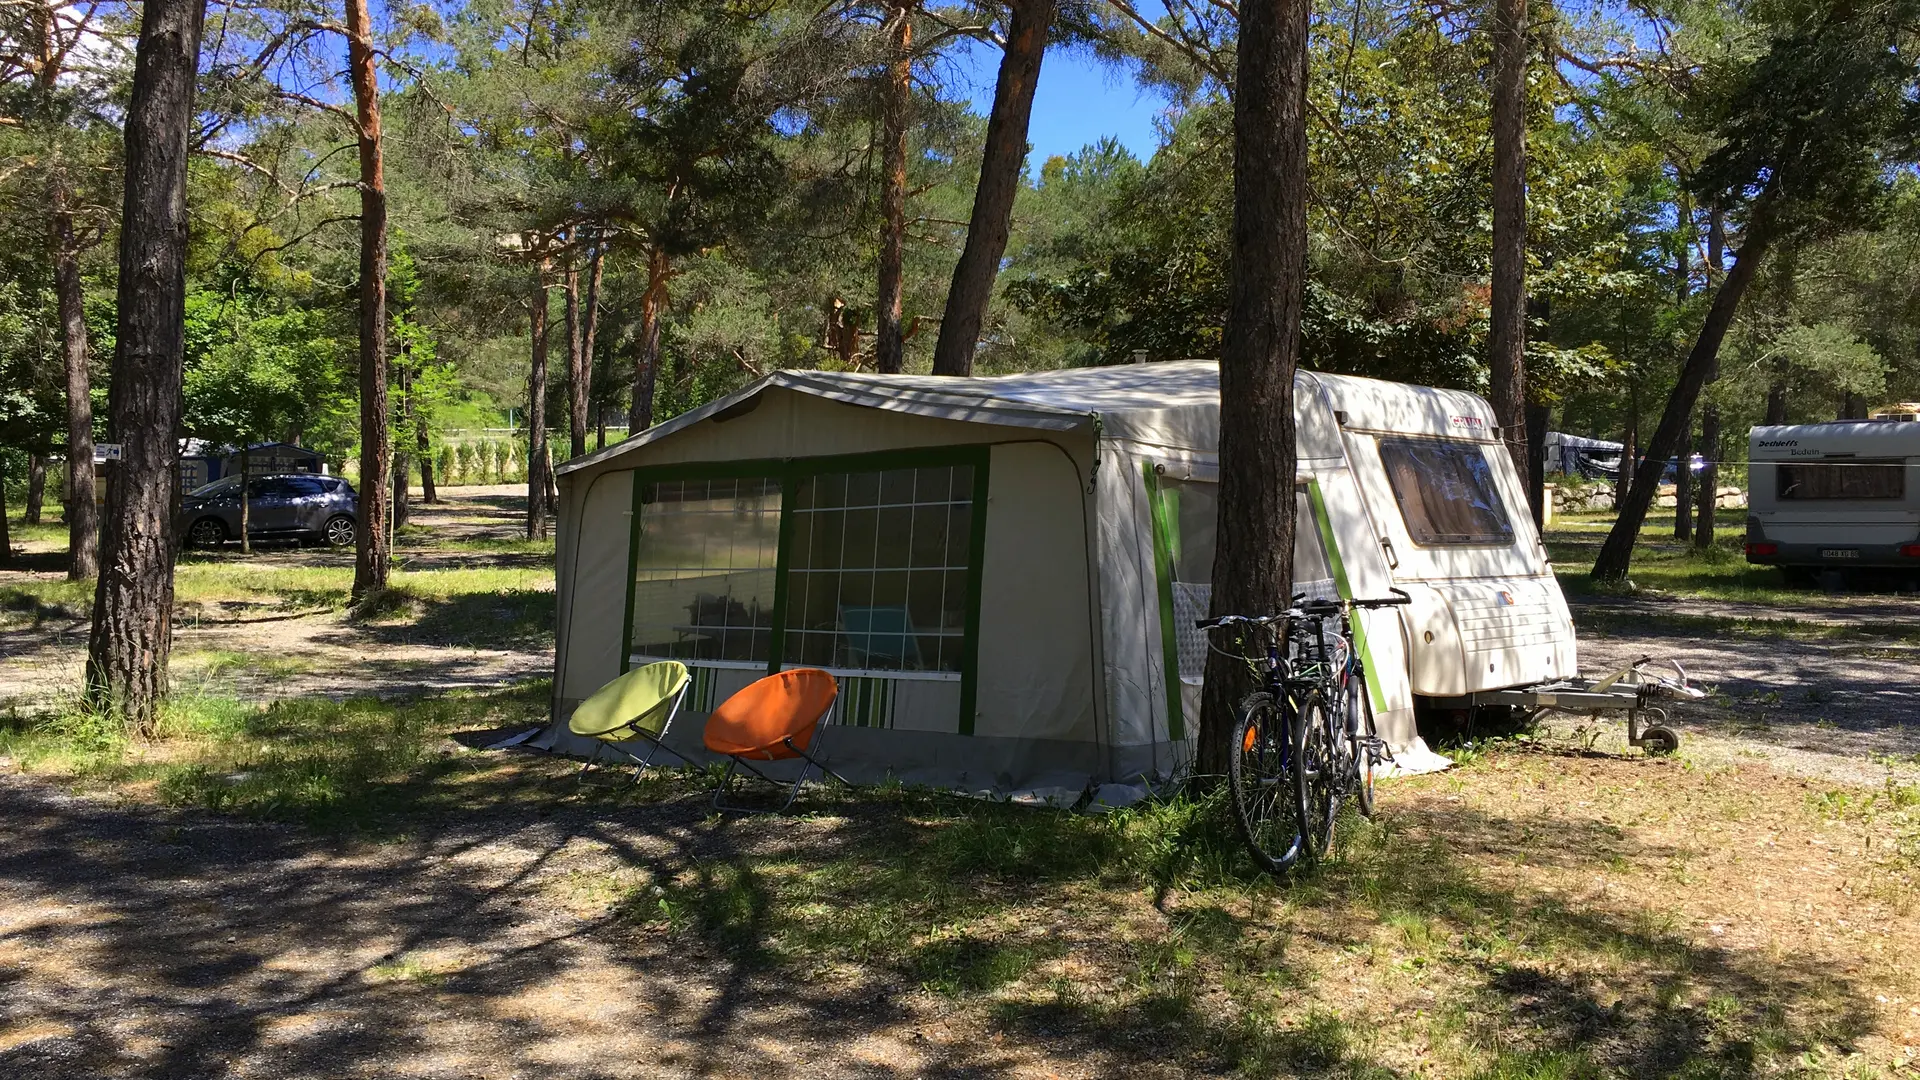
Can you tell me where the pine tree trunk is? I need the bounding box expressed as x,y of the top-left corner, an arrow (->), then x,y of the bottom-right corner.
1765,382 -> 1788,424
1615,387 -> 1636,509
26,453 -> 45,525
418,423 -> 436,503
564,249 -> 585,458
392,363 -> 410,530
1197,0 -> 1308,779
875,1 -> 914,375
1593,212 -> 1776,583
583,240 -> 605,450
930,0 -> 1051,377
1695,404 -> 1719,549
0,458 -> 10,565
527,267 -> 551,542
572,237 -> 603,457
239,446 -> 252,554
1525,403 -> 1549,529
85,0 -> 206,734
52,186 -> 99,579
629,245 -> 668,432
1488,0 -> 1529,482
346,0 -> 390,602
1841,393 -> 1866,420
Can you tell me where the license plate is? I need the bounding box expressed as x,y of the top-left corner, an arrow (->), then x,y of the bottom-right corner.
1821,549 -> 1859,558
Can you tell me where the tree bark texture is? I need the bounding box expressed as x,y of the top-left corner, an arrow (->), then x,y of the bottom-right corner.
26,453 -> 46,525
629,245 -> 668,432
418,423 -> 436,503
346,0 -> 390,601
52,187 -> 99,578
1525,403 -> 1548,529
1615,387 -> 1636,507
527,268 -> 551,541
1695,404 -> 1720,549
0,460 -> 10,565
1487,0 -> 1529,482
930,0 -> 1051,377
582,240 -> 604,451
1765,382 -> 1788,424
564,250 -> 585,458
1593,214 -> 1775,583
875,1 -> 914,375
392,362 -> 411,529
1197,0 -> 1309,779
85,0 -> 206,732
239,446 -> 252,554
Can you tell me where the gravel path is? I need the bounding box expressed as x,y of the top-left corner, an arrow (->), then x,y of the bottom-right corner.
1560,596 -> 1920,786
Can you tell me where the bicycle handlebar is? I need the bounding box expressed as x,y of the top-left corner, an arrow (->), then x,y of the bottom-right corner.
1196,588 -> 1411,629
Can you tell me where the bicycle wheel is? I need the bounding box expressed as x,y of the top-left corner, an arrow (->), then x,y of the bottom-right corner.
1293,694 -> 1339,865
1228,691 -> 1306,874
1346,681 -> 1379,819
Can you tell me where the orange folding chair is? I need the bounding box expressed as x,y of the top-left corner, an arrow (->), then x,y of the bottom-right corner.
703,668 -> 849,813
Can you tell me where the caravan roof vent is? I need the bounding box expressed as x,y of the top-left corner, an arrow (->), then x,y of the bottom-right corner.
1869,403 -> 1920,422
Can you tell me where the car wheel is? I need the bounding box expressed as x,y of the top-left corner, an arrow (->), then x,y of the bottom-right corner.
323,515 -> 356,547
188,517 -> 228,548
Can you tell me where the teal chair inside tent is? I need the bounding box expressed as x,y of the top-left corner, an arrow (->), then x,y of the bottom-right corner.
568,660 -> 694,779
839,606 -> 920,670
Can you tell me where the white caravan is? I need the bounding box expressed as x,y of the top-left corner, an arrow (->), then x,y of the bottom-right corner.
1746,419 -> 1920,575
540,362 -> 1582,797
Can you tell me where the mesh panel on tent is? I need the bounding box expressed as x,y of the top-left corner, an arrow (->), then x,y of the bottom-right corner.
1172,582 -> 1212,685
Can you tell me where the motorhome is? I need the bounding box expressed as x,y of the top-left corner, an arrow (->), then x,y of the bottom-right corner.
1747,418 -> 1920,576
537,361 -> 1577,798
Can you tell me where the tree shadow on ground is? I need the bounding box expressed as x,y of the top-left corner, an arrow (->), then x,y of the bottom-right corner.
343,588 -> 555,651
0,759 -> 1887,1079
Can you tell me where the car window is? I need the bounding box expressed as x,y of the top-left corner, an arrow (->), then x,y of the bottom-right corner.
250,477 -> 297,498
286,477 -> 328,496
190,477 -> 239,498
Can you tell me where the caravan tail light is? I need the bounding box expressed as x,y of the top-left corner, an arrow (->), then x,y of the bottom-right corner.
1899,544 -> 1920,558
1746,542 -> 1779,558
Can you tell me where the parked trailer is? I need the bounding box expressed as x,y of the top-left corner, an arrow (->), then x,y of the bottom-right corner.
1745,419 -> 1920,576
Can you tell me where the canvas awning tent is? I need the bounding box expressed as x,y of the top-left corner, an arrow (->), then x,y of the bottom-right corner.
539,361 -> 1566,800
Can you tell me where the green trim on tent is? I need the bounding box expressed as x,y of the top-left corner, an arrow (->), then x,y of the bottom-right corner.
617,444 -> 992,735
619,469 -> 645,675
1144,462 -> 1186,742
1306,477 -> 1386,715
956,450 -> 992,736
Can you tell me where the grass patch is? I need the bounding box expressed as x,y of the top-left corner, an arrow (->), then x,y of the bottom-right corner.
3,561 -> 552,647
0,681 -> 551,829
1549,516 -> 1918,608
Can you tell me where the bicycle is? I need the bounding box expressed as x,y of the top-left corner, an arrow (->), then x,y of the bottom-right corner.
1199,589 -> 1409,874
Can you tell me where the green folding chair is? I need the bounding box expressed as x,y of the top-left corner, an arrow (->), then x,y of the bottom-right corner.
569,660 -> 694,781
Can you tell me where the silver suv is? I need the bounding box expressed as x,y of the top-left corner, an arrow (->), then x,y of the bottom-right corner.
178,474 -> 359,548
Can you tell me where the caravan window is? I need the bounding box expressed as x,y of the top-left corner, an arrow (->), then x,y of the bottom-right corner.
1778,461 -> 1904,500
1378,437 -> 1515,546
629,477 -> 782,663
781,465 -> 976,674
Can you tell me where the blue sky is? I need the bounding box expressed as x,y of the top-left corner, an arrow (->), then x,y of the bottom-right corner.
945,39 -> 1173,167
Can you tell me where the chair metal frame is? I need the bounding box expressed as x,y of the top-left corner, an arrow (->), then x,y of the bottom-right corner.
711,689 -> 852,814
